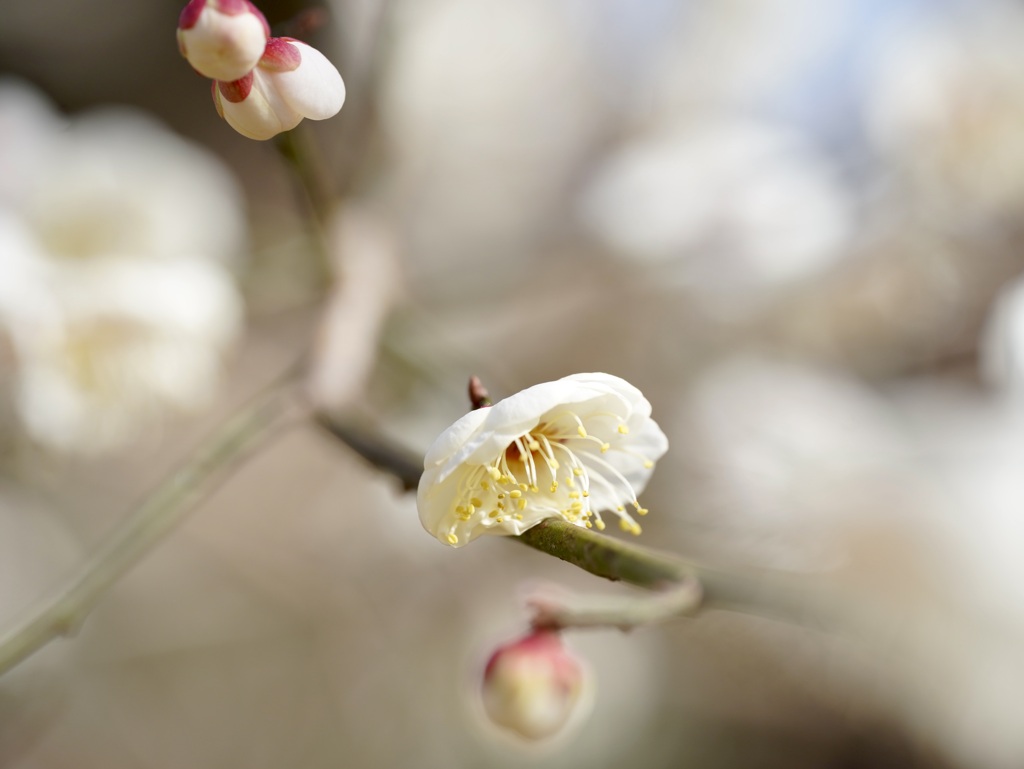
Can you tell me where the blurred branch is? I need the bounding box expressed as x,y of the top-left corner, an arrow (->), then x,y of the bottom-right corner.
0,376 -> 297,678
0,380 -> 849,679
313,413 -> 421,491
274,126 -> 335,288
526,579 -> 703,632
275,126 -> 336,225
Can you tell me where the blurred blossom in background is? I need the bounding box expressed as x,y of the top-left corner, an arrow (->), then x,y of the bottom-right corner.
5,0 -> 1024,768
0,80 -> 244,452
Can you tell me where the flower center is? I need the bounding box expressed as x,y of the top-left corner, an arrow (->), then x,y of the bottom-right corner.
444,410 -> 653,545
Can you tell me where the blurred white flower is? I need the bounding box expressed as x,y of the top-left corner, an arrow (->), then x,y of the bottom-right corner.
417,373 -> 668,547
579,119 -> 853,305
6,257 -> 241,453
980,274 -> 1024,399
481,629 -> 589,741
883,382 -> 1024,768
863,7 -> 1024,219
177,0 -> 269,82
213,38 -> 345,141
0,80 -> 246,452
680,357 -> 908,570
0,80 -> 64,207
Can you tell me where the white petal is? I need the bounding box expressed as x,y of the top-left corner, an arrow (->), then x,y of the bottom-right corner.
217,71 -> 302,141
417,373 -> 668,546
423,408 -> 489,468
271,42 -> 346,121
179,8 -> 267,82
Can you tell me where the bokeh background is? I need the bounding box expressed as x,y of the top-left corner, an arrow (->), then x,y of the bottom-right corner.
4,0 -> 1024,766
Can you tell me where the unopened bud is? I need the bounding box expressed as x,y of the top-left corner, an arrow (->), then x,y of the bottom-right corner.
212,37 -> 346,140
178,0 -> 270,82
481,629 -> 589,741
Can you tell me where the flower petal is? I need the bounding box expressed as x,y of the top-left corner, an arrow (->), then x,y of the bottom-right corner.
417,373 -> 668,546
270,42 -> 346,121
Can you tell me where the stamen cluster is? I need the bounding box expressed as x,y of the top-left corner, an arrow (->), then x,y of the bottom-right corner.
417,373 -> 668,547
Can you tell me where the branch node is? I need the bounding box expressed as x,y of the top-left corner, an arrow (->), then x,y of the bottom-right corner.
468,376 -> 492,410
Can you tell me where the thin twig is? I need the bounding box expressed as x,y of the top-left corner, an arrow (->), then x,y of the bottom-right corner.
274,127 -> 335,289
526,579 -> 703,632
0,377 -> 297,677
312,414 -> 421,492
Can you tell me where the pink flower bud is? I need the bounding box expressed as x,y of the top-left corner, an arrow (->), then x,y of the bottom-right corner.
481,629 -> 588,741
212,38 -> 346,141
177,0 -> 270,82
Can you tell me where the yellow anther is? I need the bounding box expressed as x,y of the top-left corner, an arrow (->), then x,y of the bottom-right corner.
530,485 -> 539,493
517,499 -> 527,510
519,483 -> 529,491
617,424 -> 629,434
489,510 -> 500,518
636,507 -> 649,516
497,502 -> 505,510
582,491 -> 590,498
569,491 -> 580,499
565,476 -> 575,487
549,482 -> 558,493
616,505 -> 625,512
619,519 -> 632,532
497,493 -> 505,500
570,502 -> 583,512
643,460 -> 654,469
577,425 -> 588,438
514,514 -> 524,521
481,481 -> 490,491
499,475 -> 511,484
528,439 -> 540,451
466,504 -> 476,516
572,467 -> 583,477
496,517 -> 504,523
509,490 -> 522,498
487,467 -> 502,480
585,521 -> 593,528
470,497 -> 483,507
600,442 -> 610,453
595,520 -> 606,531
446,533 -> 458,545
455,505 -> 466,515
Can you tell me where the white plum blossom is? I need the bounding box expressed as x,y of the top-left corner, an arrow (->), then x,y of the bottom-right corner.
481,629 -> 589,741
0,80 -> 246,453
213,37 -> 345,140
417,373 -> 668,547
177,0 -> 269,82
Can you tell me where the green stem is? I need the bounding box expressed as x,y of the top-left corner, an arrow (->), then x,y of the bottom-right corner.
518,519 -> 848,629
0,379 -> 295,677
273,126 -> 335,288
